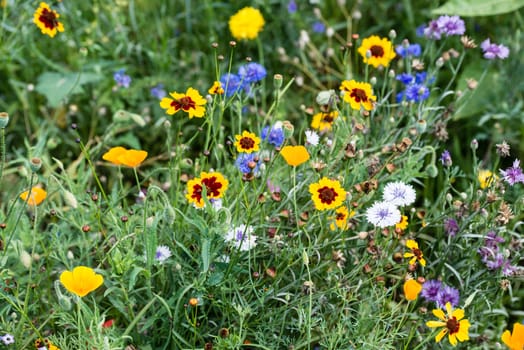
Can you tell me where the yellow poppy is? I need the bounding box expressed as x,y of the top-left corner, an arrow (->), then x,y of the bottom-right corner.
280,145 -> 310,167
102,147 -> 147,168
403,279 -> 422,301
501,323 -> 524,350
19,187 -> 47,206
59,266 -> 104,297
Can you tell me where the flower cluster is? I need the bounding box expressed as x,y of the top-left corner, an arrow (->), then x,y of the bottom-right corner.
396,71 -> 433,103
478,231 -> 517,276
219,62 -> 267,97
113,69 -> 131,88
420,279 -> 460,308
366,181 -> 416,228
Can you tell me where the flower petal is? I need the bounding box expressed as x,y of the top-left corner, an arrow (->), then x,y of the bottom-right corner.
432,308 -> 446,322
435,328 -> 447,343
426,321 -> 446,328
406,239 -> 418,249
451,308 -> 465,321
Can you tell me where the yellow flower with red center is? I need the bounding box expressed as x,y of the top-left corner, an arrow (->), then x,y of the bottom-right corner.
357,35 -> 396,68
280,145 -> 310,167
20,187 -> 47,206
329,206 -> 355,230
59,266 -> 104,298
396,215 -> 409,231
340,80 -> 376,111
234,131 -> 261,153
404,239 -> 426,267
309,177 -> 346,211
186,171 -> 229,208
426,302 -> 470,346
33,2 -> 64,38
311,111 -> 339,132
102,147 -> 148,167
403,279 -> 422,301
34,339 -> 60,350
229,7 -> 265,40
478,169 -> 496,189
208,81 -> 224,95
160,87 -> 206,118
502,323 -> 524,350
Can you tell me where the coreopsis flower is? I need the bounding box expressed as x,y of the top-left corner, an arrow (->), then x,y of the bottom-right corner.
225,224 -> 257,251
309,177 -> 346,211
208,81 -> 224,95
501,323 -> 524,350
426,302 -> 470,346
35,338 -> 60,350
395,215 -> 408,231
329,206 -> 354,231
234,131 -> 261,153
59,266 -> 104,297
229,7 -> 265,40
186,171 -> 229,208
160,87 -> 206,118
404,239 -> 426,267
311,111 -> 339,132
33,2 -> 64,38
478,169 -> 496,189
357,35 -> 396,68
383,181 -> 416,206
102,147 -> 147,167
365,201 -> 401,228
340,80 -> 376,111
19,187 -> 47,206
280,145 -> 310,167
403,279 -> 422,301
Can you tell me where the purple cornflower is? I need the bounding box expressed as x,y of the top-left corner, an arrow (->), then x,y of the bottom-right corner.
150,84 -> 166,99
423,19 -> 442,40
420,279 -> 442,303
395,43 -> 422,58
478,231 -> 517,276
114,69 -> 131,88
261,124 -> 285,148
500,159 -> 524,185
287,0 -> 297,13
440,150 -> 452,167
235,153 -> 261,174
480,39 -> 509,60
436,15 -> 465,36
220,73 -> 243,97
312,21 -> 325,34
154,245 -> 172,263
436,285 -> 460,308
238,63 -> 267,84
443,218 -> 459,237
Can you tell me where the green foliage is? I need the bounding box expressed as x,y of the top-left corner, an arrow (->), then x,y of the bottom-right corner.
432,0 -> 524,16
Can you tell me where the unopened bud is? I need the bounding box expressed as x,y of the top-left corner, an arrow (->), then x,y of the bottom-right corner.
273,74 -> 283,89
416,120 -> 427,133
29,158 -> 42,172
471,139 -> 478,151
0,112 -> 9,128
389,29 -> 397,39
425,164 -> 438,178
282,121 -> 294,138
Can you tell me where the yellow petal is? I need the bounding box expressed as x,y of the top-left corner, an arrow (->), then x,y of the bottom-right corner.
118,149 -> 147,167
448,333 -> 458,346
513,323 -> 524,346
435,328 -> 447,343
445,302 -> 453,317
451,308 -> 465,321
159,97 -> 173,110
403,279 -> 422,301
406,239 -> 418,249
102,146 -> 127,165
403,252 -> 414,259
426,321 -> 446,328
501,330 -> 512,348
419,257 -> 427,267
432,308 -> 446,322
456,319 -> 470,342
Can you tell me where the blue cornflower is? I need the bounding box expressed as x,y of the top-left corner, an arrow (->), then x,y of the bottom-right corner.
443,218 -> 459,237
235,153 -> 261,174
150,84 -> 166,99
440,150 -> 452,167
261,124 -> 285,148
436,15 -> 465,37
396,71 -> 432,103
404,83 -> 430,103
220,73 -> 243,97
238,63 -> 267,84
287,0 -> 297,13
436,285 -> 460,308
395,43 -> 421,58
114,69 -> 131,88
396,73 -> 414,85
312,21 -> 325,33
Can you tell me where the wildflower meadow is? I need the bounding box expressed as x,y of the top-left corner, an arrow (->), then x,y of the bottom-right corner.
1,1 -> 524,349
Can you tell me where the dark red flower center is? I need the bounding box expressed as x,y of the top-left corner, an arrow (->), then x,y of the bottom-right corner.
172,96 -> 196,111
413,248 -> 423,259
322,113 -> 334,123
239,137 -> 255,150
446,316 -> 460,335
191,176 -> 223,202
336,212 -> 346,221
350,88 -> 368,103
317,186 -> 338,204
370,45 -> 385,58
39,8 -> 59,30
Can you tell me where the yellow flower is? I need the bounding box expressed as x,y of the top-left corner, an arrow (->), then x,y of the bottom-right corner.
404,239 -> 426,267
478,169 -> 496,189
403,279 -> 422,301
20,187 -> 47,206
160,87 -> 206,118
59,266 -> 104,297
33,2 -> 64,38
395,215 -> 408,231
340,80 -> 376,111
102,147 -> 147,167
35,339 -> 60,350
311,111 -> 339,132
357,35 -> 396,68
186,171 -> 229,208
309,177 -> 346,211
502,323 -> 524,350
234,131 -> 261,153
426,302 -> 470,347
208,81 -> 224,95
329,206 -> 355,231
280,145 -> 310,167
229,7 -> 265,40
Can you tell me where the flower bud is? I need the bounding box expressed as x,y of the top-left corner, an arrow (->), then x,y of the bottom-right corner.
425,164 -> 438,178
282,121 -> 294,138
273,74 -> 283,89
29,157 -> 42,173
416,120 -> 427,133
389,29 -> 397,39
470,139 -> 478,151
0,112 -> 9,128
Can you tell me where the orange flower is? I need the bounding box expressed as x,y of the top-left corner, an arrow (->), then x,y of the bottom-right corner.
280,145 -> 310,167
502,323 -> 524,350
102,147 -> 147,167
102,146 -> 127,165
19,187 -> 47,206
403,279 -> 422,301
59,266 -> 104,297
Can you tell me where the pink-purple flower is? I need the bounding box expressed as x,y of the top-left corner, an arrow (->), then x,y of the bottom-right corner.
480,39 -> 510,60
499,159 -> 524,185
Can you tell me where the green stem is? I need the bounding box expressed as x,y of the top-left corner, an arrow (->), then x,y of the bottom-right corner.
0,128 -> 5,191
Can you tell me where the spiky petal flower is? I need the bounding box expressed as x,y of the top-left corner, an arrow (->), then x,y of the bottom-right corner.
383,181 -> 416,206
365,201 -> 401,228
499,159 -> 524,186
426,302 -> 470,346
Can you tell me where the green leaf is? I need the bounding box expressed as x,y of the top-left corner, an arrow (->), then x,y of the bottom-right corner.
35,71 -> 102,107
432,0 -> 524,16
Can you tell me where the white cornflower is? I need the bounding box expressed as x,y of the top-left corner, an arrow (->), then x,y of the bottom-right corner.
305,129 -> 319,146
382,181 -> 416,206
225,224 -> 257,251
365,201 -> 401,228
1,333 -> 15,345
154,245 -> 172,263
